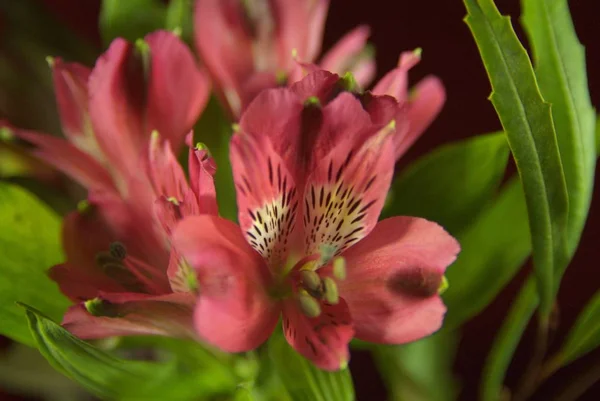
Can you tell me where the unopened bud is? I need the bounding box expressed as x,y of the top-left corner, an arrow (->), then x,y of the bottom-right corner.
322,277 -> 339,304
298,293 -> 321,318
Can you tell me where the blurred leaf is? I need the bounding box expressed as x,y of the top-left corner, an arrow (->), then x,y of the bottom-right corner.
560,290 -> 600,365
373,332 -> 458,401
24,304 -> 237,400
100,0 -> 167,45
0,343 -> 86,401
522,0 -> 597,263
383,132 -> 509,235
268,332 -> 354,401
193,96 -> 238,222
0,183 -> 69,346
443,178 -> 531,328
464,0 -> 569,321
480,279 -> 538,401
166,0 -> 195,45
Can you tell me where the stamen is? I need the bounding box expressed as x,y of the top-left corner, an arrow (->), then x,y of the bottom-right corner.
300,270 -> 321,292
84,298 -> 119,317
332,257 -> 347,280
438,275 -> 449,295
322,277 -> 339,304
298,293 -> 321,318
109,242 -> 127,260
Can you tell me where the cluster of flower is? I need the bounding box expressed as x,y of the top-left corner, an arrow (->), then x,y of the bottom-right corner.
8,0 -> 459,370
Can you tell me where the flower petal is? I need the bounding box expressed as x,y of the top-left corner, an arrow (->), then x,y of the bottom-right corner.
319,25 -> 374,87
12,127 -> 115,193
302,94 -> 396,257
62,292 -> 197,339
88,38 -> 146,177
282,298 -> 353,371
145,31 -> 210,151
338,216 -> 460,344
372,50 -> 421,101
173,215 -> 279,352
395,76 -> 446,160
290,69 -> 339,103
194,0 -> 255,117
188,144 -> 218,216
231,132 -> 301,269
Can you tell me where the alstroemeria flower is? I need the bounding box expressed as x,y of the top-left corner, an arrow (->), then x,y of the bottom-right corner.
173,71 -> 459,370
194,0 -> 374,117
7,30 -> 216,339
52,137 -> 218,339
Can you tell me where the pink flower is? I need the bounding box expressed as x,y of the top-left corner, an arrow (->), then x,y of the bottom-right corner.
173,71 -> 459,370
8,31 -> 216,339
194,0 -> 374,117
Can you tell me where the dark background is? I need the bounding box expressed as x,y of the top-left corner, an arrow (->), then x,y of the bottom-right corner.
1,0 -> 599,400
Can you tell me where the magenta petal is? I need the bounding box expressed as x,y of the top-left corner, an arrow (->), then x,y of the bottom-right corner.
62,292 -> 197,339
338,217 -> 459,344
395,76 -> 446,160
282,299 -> 354,371
145,31 -> 210,152
88,38 -> 145,177
290,70 -> 339,103
188,145 -> 218,216
13,127 -> 115,193
372,50 -> 421,101
51,59 -> 93,144
173,215 -> 280,352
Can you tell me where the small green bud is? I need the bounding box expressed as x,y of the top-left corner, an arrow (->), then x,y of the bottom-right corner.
298,293 -> 321,318
322,277 -> 339,304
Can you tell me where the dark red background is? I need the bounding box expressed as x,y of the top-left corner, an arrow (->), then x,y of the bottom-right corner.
1,0 -> 599,400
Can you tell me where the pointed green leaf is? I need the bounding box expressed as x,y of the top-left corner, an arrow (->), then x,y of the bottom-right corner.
560,290 -> 600,365
464,0 -> 569,320
383,132 -> 509,235
0,183 -> 69,346
23,304 -> 237,400
522,0 -> 596,262
480,279 -> 538,400
193,96 -> 238,222
100,0 -> 167,45
443,178 -> 531,328
268,332 -> 354,401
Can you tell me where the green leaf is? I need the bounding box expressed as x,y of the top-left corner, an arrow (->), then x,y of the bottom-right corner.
166,0 -> 194,45
0,183 -> 69,346
373,332 -> 458,401
463,0 -> 569,320
443,178 -> 531,328
480,279 -> 538,401
383,132 -> 509,235
522,0 -> 597,263
268,331 -> 354,401
100,0 -> 167,45
560,290 -> 600,365
193,96 -> 238,222
24,304 -> 237,400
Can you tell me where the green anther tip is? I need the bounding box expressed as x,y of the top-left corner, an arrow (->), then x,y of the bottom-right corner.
339,358 -> 349,370
438,275 -> 449,295
0,127 -> 14,142
167,196 -> 180,206
45,56 -> 55,68
276,70 -> 287,85
304,96 -> 321,108
150,130 -> 160,141
298,293 -> 321,318
77,199 -> 92,214
332,257 -> 346,280
300,270 -> 322,292
291,48 -> 298,59
413,47 -> 423,57
322,277 -> 339,304
84,298 -> 104,316
172,27 -> 182,37
340,71 -> 358,92
135,38 -> 150,54
232,123 -> 241,133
